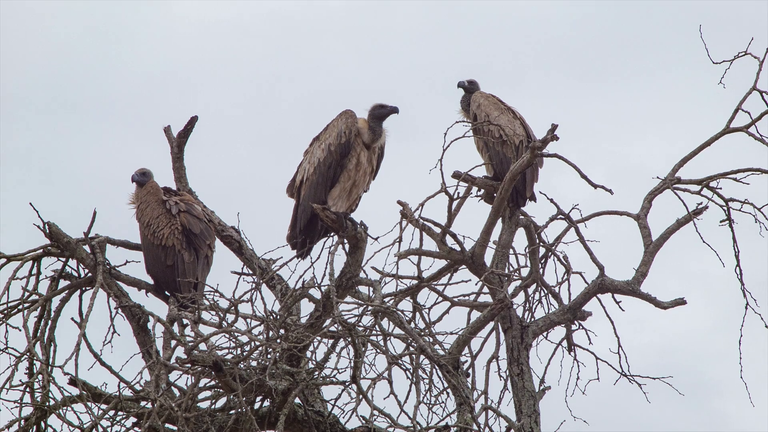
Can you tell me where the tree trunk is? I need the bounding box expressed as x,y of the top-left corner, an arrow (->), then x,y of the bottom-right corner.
504,311 -> 540,432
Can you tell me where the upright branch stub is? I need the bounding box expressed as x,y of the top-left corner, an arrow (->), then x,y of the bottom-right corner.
164,115 -> 198,196
162,115 -> 291,301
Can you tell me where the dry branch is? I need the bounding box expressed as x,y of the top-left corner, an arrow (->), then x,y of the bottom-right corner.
2,41 -> 766,432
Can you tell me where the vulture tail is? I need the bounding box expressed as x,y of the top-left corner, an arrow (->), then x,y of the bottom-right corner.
288,209 -> 330,260
508,177 -> 531,210
483,177 -> 529,210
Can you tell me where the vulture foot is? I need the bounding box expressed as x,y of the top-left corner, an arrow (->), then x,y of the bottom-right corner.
481,190 -> 497,205
311,204 -> 349,235
336,211 -> 352,231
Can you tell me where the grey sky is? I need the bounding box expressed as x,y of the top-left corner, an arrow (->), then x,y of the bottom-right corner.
1,1 -> 766,430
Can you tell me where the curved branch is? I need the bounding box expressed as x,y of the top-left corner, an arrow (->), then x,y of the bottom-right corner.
45,222 -> 161,375
542,153 -> 614,195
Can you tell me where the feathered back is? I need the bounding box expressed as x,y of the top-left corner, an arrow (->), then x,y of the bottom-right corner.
286,104 -> 397,259
131,168 -> 215,306
464,88 -> 543,209
286,110 -> 359,258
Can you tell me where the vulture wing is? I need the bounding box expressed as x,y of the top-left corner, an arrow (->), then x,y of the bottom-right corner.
373,144 -> 385,181
134,182 -> 215,305
469,91 -> 543,208
286,109 -> 358,258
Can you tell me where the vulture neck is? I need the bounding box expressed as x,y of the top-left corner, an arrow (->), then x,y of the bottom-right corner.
131,181 -> 162,209
460,92 -> 473,119
358,117 -> 386,149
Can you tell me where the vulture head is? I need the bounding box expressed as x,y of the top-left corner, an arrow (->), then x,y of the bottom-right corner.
131,168 -> 154,188
368,104 -> 400,124
457,79 -> 481,94
458,79 -> 481,118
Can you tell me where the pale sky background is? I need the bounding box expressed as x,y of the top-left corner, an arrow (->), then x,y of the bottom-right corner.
1,2 -> 767,431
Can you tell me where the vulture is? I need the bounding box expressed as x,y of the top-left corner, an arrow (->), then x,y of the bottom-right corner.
286,103 -> 399,259
457,79 -> 543,209
130,168 -> 215,306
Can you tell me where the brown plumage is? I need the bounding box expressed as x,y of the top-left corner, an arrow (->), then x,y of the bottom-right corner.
286,103 -> 399,259
457,79 -> 543,209
130,168 -> 215,306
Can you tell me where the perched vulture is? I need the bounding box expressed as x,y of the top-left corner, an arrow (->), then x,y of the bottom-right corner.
457,79 -> 543,209
286,103 -> 399,259
130,168 -> 215,306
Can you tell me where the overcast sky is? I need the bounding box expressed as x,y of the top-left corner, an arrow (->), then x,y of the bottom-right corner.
1,2 -> 766,431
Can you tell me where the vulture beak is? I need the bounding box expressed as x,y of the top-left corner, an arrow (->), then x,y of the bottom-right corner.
131,173 -> 140,184
391,106 -> 400,115
457,80 -> 467,89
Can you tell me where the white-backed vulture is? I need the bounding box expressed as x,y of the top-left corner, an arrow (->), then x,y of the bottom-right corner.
130,168 -> 215,306
457,79 -> 543,209
286,103 -> 399,259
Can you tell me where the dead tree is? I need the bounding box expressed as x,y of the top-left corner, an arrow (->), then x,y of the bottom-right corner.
1,42 -> 766,432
